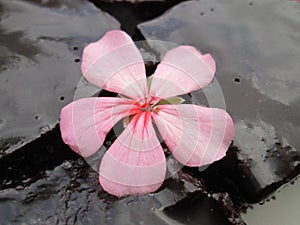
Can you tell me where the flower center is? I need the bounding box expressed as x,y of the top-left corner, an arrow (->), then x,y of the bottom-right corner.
139,96 -> 158,112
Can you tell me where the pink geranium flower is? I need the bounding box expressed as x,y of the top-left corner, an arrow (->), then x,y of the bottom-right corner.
60,30 -> 235,197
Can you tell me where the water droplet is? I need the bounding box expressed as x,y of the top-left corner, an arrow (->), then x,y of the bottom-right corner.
291,180 -> 295,185
77,158 -> 85,166
234,77 -> 240,83
62,161 -> 72,170
259,200 -> 265,205
60,96 -> 65,101
40,124 -> 50,133
4,180 -> 12,185
126,199 -> 135,206
35,115 -> 41,120
22,178 -> 31,184
16,185 -> 24,190
45,170 -> 51,176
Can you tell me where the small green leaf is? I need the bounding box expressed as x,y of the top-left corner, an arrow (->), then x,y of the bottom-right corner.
147,75 -> 153,91
123,115 -> 135,128
118,94 -> 130,99
156,96 -> 185,105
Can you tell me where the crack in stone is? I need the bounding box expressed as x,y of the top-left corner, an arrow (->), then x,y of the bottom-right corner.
88,0 -> 189,40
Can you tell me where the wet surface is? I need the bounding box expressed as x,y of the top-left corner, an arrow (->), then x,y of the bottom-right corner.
242,175 -> 300,225
138,0 -> 300,202
0,0 -> 248,224
1,0 -> 299,223
0,157 -> 244,225
0,0 -> 120,158
0,126 -> 79,190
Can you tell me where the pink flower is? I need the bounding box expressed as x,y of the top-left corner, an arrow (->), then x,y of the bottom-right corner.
60,30 -> 235,197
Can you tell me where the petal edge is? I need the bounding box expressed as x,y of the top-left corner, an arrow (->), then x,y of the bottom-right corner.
150,46 -> 216,99
152,104 -> 235,167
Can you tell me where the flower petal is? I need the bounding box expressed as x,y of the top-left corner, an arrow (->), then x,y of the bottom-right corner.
99,111 -> 166,197
150,46 -> 215,99
60,97 -> 139,157
152,104 -> 235,167
81,30 -> 147,100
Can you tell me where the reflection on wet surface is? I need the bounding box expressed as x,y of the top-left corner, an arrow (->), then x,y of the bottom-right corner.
1,0 -> 300,224
0,0 -> 120,157
243,176 -> 300,225
0,157 -> 245,225
139,0 -> 300,203
0,1 -> 247,224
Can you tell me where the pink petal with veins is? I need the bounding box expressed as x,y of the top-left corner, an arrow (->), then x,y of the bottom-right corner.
60,97 -> 139,157
99,111 -> 166,197
81,30 -> 147,100
150,46 -> 215,99
152,104 -> 235,167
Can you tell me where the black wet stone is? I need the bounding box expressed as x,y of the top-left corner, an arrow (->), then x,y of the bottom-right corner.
0,126 -> 79,190
90,0 -> 187,38
0,0 -> 120,158
0,158 -> 245,225
138,0 -> 300,202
